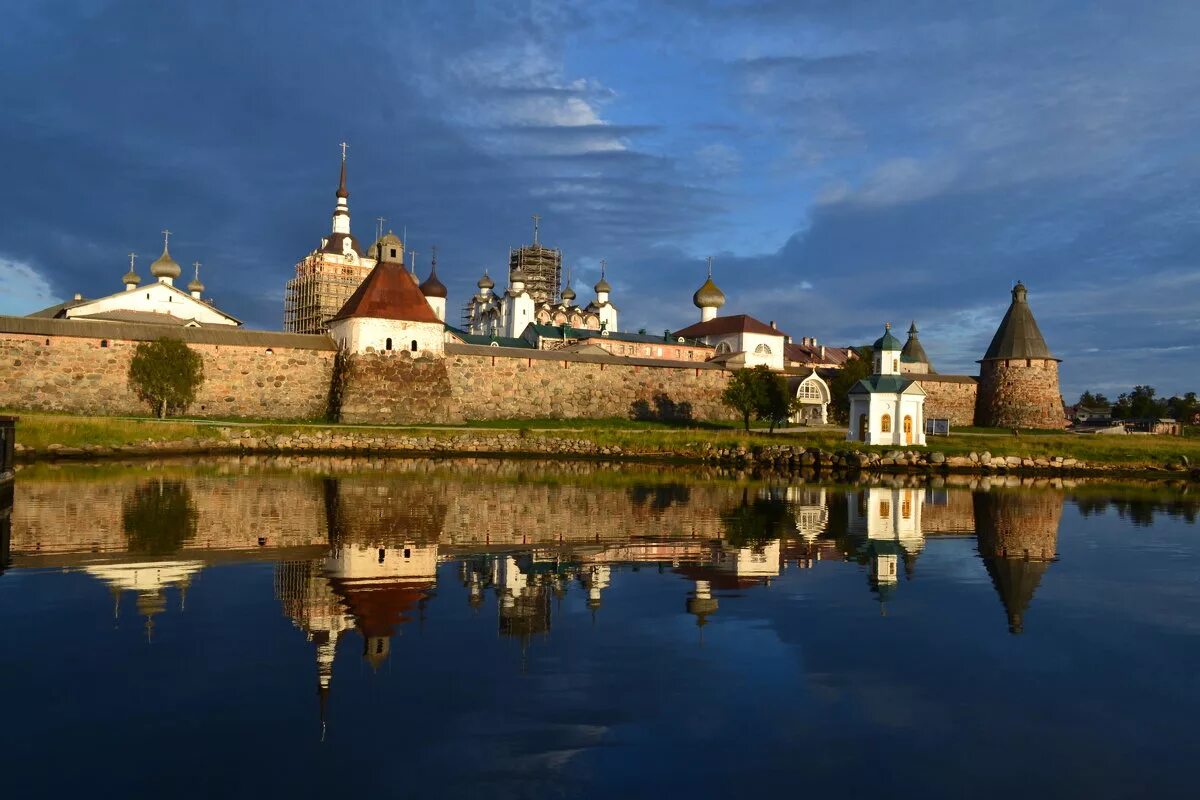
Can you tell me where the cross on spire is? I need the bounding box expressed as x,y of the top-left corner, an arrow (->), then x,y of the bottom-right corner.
161,229 -> 171,250
599,258 -> 607,278
193,261 -> 202,279
706,255 -> 713,277
128,252 -> 137,269
339,141 -> 349,161
376,216 -> 385,241
431,244 -> 438,267
408,249 -> 418,273
531,213 -> 541,244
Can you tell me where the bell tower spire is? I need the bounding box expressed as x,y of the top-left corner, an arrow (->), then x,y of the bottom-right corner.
332,142 -> 351,236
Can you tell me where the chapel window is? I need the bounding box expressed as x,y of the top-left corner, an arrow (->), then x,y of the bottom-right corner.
411,340 -> 418,352
881,414 -> 892,433
755,343 -> 772,355
385,338 -> 393,351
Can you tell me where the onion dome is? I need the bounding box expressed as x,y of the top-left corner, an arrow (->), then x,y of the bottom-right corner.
187,276 -> 205,294
477,271 -> 494,290
594,275 -> 611,294
511,268 -> 529,285
150,248 -> 180,280
873,323 -> 902,352
692,276 -> 725,309
561,282 -> 577,302
122,268 -> 140,287
419,264 -> 447,299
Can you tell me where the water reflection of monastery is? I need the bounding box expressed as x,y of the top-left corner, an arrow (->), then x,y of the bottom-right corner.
2,466 -> 1069,726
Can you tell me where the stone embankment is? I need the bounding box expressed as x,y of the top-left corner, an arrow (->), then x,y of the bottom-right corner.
11,427 -> 1199,480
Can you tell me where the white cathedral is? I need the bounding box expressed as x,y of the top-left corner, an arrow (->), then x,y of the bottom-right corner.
464,263 -> 619,338
31,231 -> 241,328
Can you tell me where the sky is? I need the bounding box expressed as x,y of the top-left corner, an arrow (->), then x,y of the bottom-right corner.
2,0 -> 1198,400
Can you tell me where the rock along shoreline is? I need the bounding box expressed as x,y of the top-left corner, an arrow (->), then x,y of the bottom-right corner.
13,427 -> 1199,481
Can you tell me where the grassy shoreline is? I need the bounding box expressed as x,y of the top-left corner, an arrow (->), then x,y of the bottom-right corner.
4,410 -> 1199,472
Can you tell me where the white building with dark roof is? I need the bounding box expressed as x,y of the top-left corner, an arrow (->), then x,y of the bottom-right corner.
30,234 -> 242,328
847,324 -> 927,446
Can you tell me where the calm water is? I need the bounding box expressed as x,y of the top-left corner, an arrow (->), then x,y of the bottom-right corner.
1,458 -> 1198,799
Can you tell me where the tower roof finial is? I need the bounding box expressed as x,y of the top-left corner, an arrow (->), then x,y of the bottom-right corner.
188,261 -> 205,293
336,142 -> 349,199
532,213 -> 541,245
123,252 -> 140,287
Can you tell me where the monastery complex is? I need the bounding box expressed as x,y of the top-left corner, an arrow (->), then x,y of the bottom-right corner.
0,147 -> 1066,431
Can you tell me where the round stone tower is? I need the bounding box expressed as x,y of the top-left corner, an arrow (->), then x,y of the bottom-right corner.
975,282 -> 1066,429
973,489 -> 1063,634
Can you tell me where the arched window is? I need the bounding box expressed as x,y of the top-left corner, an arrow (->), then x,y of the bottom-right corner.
489,341 -> 500,348
881,414 -> 892,433
100,340 -> 108,348
880,500 -> 891,518
892,358 -> 899,372
715,341 -> 732,355
797,381 -> 822,401
902,496 -> 912,519
385,338 -> 393,351
755,343 -> 772,355
410,340 -> 418,352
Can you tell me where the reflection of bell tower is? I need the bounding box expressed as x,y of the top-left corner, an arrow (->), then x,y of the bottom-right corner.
583,565 -> 610,617
974,490 -> 1063,634
686,579 -> 718,639
275,559 -> 352,740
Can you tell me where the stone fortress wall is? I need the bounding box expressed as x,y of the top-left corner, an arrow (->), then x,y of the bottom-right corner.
0,318 -> 337,420
0,318 -> 734,425
912,375 -> 978,427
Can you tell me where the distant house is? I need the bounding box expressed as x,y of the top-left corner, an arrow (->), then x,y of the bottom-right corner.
784,337 -> 859,370
1071,405 -> 1113,425
1122,418 -> 1182,436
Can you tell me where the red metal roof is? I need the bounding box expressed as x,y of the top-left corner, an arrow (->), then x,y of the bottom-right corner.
330,262 -> 441,324
673,314 -> 786,339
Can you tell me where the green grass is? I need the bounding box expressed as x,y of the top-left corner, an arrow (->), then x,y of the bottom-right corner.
6,409 -> 1199,470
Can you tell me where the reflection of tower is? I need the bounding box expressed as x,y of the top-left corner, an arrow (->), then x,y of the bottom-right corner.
715,539 -> 781,584
275,559 -> 352,739
496,556 -> 551,640
583,564 -> 610,616
86,561 -> 204,642
325,542 -> 438,669
974,490 -> 1063,634
852,486 -> 926,608
0,481 -> 12,577
686,579 -> 719,639
788,486 -> 829,567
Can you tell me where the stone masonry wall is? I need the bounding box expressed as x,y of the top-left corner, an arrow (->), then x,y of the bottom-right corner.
445,350 -> 734,422
338,351 -> 460,424
915,377 -> 978,427
975,359 -> 1066,429
0,332 -> 335,419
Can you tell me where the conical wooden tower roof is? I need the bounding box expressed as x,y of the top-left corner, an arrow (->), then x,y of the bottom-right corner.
981,282 -> 1058,361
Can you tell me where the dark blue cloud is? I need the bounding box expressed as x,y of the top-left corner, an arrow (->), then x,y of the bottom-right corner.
2,0 -> 1198,398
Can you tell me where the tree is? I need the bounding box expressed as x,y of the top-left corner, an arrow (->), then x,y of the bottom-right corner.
1167,392 -> 1199,423
128,337 -> 205,418
122,480 -> 198,555
757,368 -> 792,433
1077,390 -> 1111,408
1112,385 -> 1167,420
827,347 -> 872,424
722,368 -> 765,431
720,365 -> 791,432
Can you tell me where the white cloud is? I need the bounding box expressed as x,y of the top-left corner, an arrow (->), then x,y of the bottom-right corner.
0,256 -> 58,316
